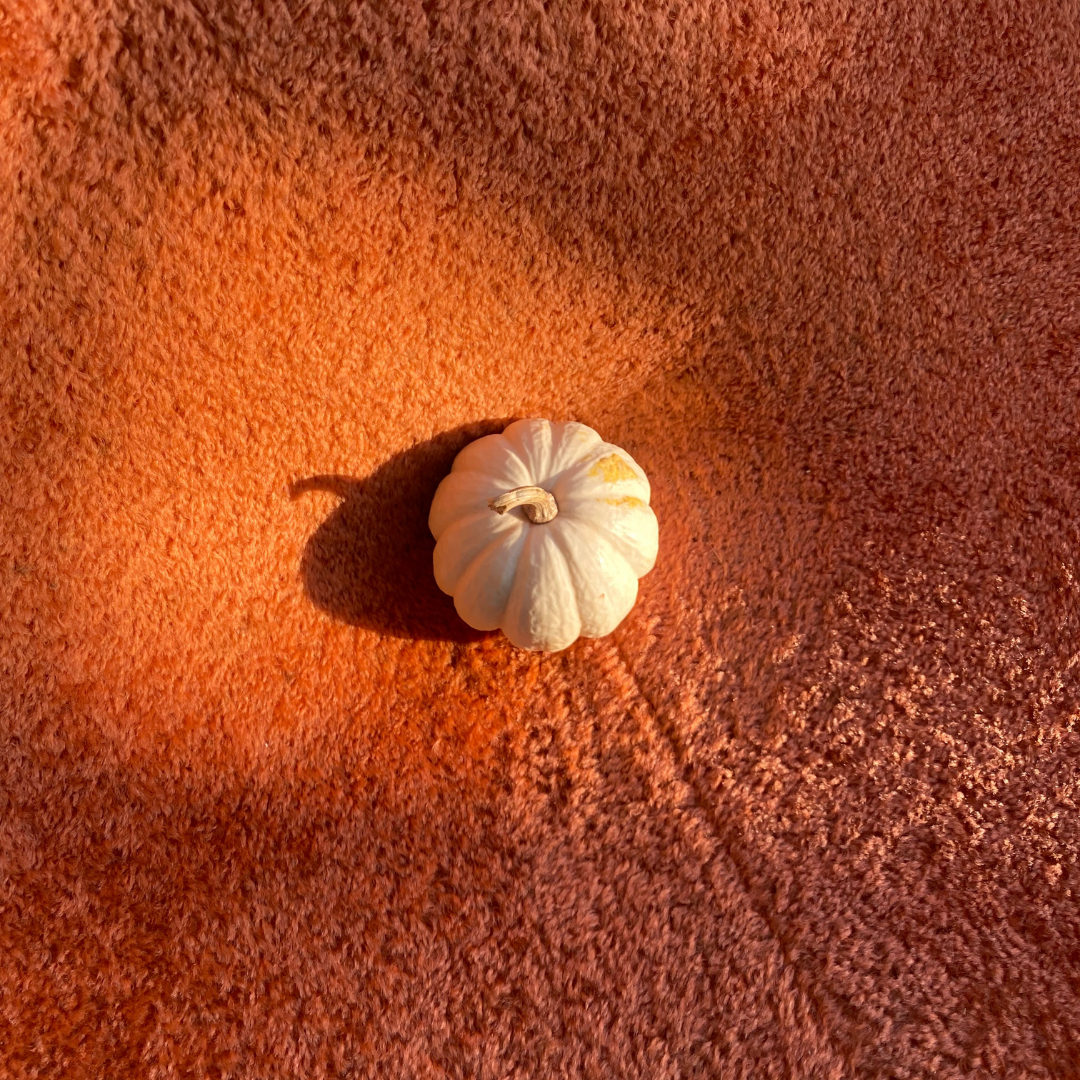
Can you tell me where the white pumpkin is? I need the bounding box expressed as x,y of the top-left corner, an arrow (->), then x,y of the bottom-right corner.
429,418 -> 659,651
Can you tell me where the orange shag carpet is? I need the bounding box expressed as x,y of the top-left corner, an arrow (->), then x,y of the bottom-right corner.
3,0 -> 1080,1075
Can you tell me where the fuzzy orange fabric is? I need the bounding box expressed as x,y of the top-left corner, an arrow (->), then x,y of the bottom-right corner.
3,0 -> 1080,1075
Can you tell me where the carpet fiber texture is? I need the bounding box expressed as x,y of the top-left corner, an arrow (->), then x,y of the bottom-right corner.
3,0 -> 1080,1075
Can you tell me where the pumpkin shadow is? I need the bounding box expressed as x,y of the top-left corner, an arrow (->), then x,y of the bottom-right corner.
291,419 -> 514,642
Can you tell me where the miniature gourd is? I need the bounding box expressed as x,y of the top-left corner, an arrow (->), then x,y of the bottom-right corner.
429,418 -> 659,651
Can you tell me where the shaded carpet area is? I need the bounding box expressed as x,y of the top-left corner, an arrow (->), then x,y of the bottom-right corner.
2,0 -> 1080,1075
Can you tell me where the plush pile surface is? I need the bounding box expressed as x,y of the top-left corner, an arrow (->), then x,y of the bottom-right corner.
3,0 -> 1080,1075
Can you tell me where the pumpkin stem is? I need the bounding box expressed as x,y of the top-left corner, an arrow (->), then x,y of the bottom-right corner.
488,485 -> 559,524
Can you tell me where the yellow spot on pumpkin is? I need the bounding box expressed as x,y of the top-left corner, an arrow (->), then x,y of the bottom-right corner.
605,496 -> 646,509
589,454 -> 638,483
